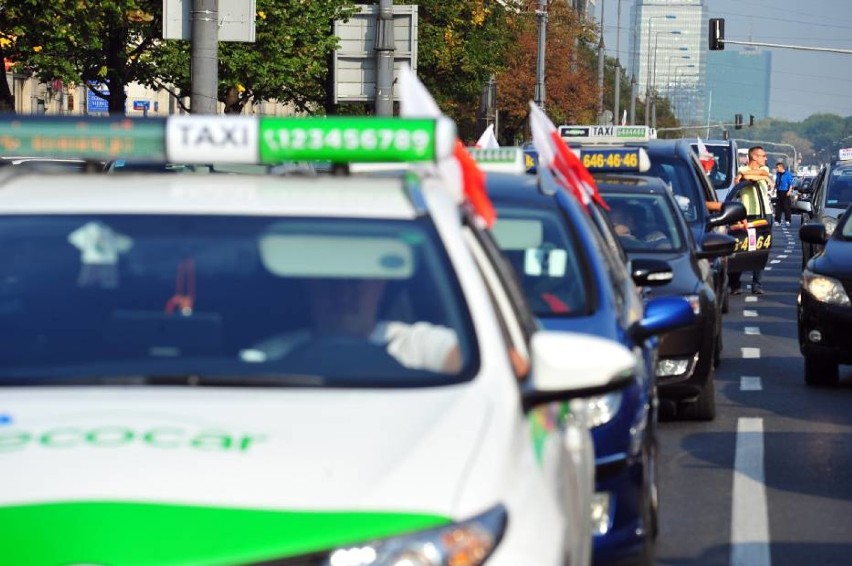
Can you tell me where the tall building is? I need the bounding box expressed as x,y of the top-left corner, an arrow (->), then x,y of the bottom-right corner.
629,0 -> 707,125
705,48 -> 771,125
571,0 -> 597,22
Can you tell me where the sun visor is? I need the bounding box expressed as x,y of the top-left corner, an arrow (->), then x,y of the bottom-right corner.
491,218 -> 544,250
259,235 -> 413,279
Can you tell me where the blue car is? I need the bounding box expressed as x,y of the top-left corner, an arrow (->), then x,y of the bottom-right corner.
475,148 -> 694,565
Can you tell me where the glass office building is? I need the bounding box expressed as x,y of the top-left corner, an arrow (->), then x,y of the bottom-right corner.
706,48 -> 771,124
629,0 -> 707,125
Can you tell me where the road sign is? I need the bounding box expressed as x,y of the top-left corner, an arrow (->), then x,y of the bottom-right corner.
332,5 -> 418,104
133,100 -> 151,111
86,84 -> 109,114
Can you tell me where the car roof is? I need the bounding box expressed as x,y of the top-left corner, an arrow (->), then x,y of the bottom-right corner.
484,172 -> 550,205
0,172 -> 420,219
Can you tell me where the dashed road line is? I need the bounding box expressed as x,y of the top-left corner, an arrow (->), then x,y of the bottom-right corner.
744,327 -> 761,335
741,376 -> 763,391
745,296 -> 758,303
741,347 -> 761,359
770,259 -> 781,264
731,417 -> 771,566
744,310 -> 759,317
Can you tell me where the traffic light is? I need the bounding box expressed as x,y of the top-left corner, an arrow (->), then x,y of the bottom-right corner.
709,18 -> 725,50
735,114 -> 743,130
749,114 -> 755,127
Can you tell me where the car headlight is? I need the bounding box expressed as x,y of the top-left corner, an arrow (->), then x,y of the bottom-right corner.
656,357 -> 691,377
821,215 -> 838,237
801,270 -> 851,306
575,392 -> 623,428
326,505 -> 507,566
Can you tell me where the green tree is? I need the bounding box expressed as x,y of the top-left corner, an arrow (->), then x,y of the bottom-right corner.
151,0 -> 357,114
410,0 -> 514,140
6,0 -> 356,115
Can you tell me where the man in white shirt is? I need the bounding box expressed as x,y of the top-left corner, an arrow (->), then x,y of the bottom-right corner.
248,278 -> 462,373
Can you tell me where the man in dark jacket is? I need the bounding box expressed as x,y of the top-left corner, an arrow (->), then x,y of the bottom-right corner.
774,160 -> 794,225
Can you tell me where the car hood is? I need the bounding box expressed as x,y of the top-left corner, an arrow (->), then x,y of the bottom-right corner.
813,239 -> 852,278
0,385 -> 491,564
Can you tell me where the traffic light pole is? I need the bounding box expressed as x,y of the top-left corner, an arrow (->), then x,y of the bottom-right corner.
720,39 -> 852,56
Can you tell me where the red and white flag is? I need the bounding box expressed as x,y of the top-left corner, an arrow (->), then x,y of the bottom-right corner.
474,124 -> 500,149
528,102 -> 608,211
400,65 -> 495,227
695,137 -> 715,174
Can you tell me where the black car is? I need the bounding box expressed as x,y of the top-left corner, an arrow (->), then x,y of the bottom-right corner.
597,174 -> 739,420
723,179 -> 774,276
797,204 -> 852,385
798,159 -> 852,269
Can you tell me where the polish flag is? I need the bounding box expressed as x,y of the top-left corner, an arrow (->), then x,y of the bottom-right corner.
474,124 -> 500,149
400,65 -> 495,228
528,102 -> 608,211
696,137 -> 715,174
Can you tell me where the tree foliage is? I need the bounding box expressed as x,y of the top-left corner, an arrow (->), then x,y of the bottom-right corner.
3,0 -> 356,114
494,1 -> 600,144
410,0 -> 515,140
150,0 -> 357,114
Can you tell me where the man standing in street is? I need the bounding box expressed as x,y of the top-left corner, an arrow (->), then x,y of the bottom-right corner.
774,160 -> 794,225
729,146 -> 772,295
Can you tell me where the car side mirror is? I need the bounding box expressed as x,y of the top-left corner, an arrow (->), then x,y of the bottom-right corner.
697,232 -> 737,259
630,258 -> 674,287
521,332 -> 634,411
799,223 -> 827,245
630,296 -> 696,342
707,201 -> 747,228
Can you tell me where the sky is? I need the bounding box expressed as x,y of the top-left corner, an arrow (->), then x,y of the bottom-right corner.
601,0 -> 852,122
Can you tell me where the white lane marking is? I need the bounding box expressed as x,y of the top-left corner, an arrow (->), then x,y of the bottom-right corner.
744,310 -> 759,317
741,376 -> 763,391
745,326 -> 761,335
745,296 -> 758,303
770,259 -> 781,264
778,255 -> 788,259
742,347 -> 761,359
731,417 -> 771,566
765,267 -> 773,271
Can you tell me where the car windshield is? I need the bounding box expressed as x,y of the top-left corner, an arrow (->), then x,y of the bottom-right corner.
491,206 -> 590,318
826,166 -> 852,209
642,154 -> 702,223
0,215 -> 477,386
691,143 -> 732,190
602,193 -> 684,252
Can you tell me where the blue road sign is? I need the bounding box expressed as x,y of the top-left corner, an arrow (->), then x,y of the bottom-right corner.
86,84 -> 109,113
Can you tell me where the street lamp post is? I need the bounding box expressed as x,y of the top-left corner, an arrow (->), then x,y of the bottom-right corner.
673,64 -> 696,122
665,49 -> 690,97
614,0 -> 624,125
534,0 -> 548,109
650,30 -> 681,128
644,14 -> 676,125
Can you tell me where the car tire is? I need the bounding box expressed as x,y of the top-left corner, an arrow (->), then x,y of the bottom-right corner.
804,356 -> 839,386
680,366 -> 716,421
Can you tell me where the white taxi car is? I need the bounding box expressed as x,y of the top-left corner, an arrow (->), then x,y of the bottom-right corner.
0,116 -> 636,565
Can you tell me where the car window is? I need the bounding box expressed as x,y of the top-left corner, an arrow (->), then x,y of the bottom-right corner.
0,215 -> 478,385
491,205 -> 590,318
604,193 -> 685,252
826,166 -> 852,209
644,155 -> 701,223
840,207 -> 852,238
691,144 -> 732,189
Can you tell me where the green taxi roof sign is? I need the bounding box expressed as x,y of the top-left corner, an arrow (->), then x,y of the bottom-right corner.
0,115 -> 457,164
467,147 -> 526,174
557,124 -> 656,144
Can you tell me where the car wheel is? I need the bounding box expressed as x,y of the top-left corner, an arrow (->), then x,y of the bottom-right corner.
680,366 -> 716,421
804,355 -> 839,386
